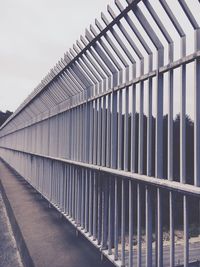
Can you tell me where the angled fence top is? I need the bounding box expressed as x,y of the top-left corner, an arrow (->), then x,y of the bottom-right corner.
0,1 -> 200,267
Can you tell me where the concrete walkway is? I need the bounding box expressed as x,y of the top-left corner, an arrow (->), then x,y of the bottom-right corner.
0,191 -> 23,267
0,160 -> 113,267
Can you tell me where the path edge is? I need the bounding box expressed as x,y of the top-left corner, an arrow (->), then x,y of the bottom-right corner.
0,164 -> 35,267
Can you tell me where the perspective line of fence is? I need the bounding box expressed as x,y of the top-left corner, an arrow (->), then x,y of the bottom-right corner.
0,1 -> 200,267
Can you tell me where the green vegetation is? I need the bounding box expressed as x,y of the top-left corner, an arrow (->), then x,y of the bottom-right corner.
0,110 -> 12,127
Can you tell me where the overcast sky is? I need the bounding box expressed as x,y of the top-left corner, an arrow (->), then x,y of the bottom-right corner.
0,0 -> 199,117
0,0 -> 114,112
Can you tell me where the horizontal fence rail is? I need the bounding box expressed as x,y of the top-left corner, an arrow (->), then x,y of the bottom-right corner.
0,0 -> 200,267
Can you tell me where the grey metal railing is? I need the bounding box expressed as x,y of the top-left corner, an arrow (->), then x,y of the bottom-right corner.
0,1 -> 200,266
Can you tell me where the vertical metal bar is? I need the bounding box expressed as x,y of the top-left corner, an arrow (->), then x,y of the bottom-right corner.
118,90 -> 122,170
121,179 -> 125,267
97,173 -> 102,245
102,96 -> 106,166
183,195 -> 189,267
114,177 -> 118,260
180,63 -> 186,184
85,169 -> 88,232
131,85 -> 136,173
97,98 -> 102,166
58,163 -> 60,207
194,29 -> 200,186
72,166 -> 75,219
138,82 -> 144,174
73,167 -> 76,221
168,68 -> 173,180
56,162 -> 58,205
101,177 -> 108,250
77,168 -> 80,224
169,191 -> 174,267
147,78 -> 152,176
78,168 -> 81,222
79,106 -> 82,162
71,109 -> 74,160
77,107 -> 80,161
69,166 -> 71,217
155,48 -> 164,267
81,169 -> 85,229
137,184 -> 141,267
106,95 -> 111,167
75,169 -> 77,221
124,86 -> 129,171
89,101 -> 94,164
111,91 -> 117,169
93,172 -> 97,240
66,165 -> 69,215
146,186 -> 152,267
108,178 -> 112,255
61,164 -> 64,211
79,169 -> 82,225
157,188 -> 163,267
93,100 -> 97,165
129,180 -> 133,267
89,170 -> 93,236
65,168 -> 69,215
155,69 -> 163,179
85,96 -> 90,163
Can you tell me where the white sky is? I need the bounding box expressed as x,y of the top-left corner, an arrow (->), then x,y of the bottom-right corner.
0,0 -> 199,118
0,0 -> 113,112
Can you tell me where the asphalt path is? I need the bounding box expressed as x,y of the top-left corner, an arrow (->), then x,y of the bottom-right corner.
0,160 -> 113,267
0,192 -> 23,267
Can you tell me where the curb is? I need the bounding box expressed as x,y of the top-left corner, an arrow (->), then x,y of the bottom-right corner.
0,178 -> 35,267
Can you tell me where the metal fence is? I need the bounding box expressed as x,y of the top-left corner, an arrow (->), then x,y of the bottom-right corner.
0,0 -> 200,266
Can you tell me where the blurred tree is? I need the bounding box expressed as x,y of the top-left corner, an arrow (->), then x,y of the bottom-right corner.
0,110 -> 13,127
